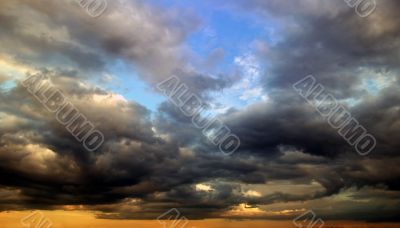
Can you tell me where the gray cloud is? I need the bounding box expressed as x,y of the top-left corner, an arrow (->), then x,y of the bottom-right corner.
0,0 -> 399,223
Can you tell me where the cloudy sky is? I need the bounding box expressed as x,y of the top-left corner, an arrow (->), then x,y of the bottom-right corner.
0,0 -> 400,227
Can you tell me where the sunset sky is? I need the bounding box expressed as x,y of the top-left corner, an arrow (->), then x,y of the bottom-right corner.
0,0 -> 400,227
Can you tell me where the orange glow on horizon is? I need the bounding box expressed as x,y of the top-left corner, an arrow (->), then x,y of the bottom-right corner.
0,210 -> 399,228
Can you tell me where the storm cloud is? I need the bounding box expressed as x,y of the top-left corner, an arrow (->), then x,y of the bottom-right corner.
0,0 -> 399,223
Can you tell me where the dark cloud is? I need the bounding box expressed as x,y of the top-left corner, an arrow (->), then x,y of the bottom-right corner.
0,0 -> 399,223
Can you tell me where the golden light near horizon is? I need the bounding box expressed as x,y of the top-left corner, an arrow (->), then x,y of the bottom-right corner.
2,210 -> 400,228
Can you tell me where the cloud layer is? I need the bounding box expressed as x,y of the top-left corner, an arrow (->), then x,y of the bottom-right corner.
0,0 -> 399,222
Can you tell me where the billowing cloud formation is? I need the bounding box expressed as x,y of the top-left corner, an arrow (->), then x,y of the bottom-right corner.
0,0 -> 399,223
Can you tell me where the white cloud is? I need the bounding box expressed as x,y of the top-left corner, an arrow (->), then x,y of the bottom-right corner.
195,183 -> 214,192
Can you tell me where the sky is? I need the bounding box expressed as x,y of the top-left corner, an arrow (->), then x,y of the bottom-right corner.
0,0 -> 400,227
